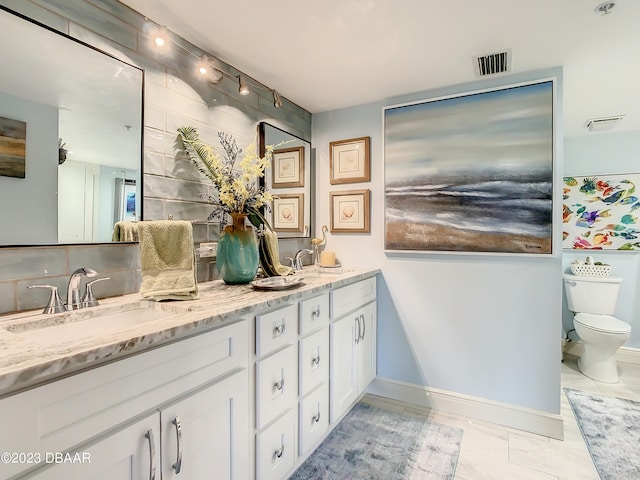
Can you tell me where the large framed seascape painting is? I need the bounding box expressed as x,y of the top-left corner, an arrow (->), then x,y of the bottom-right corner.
563,174 -> 640,250
384,80 -> 555,254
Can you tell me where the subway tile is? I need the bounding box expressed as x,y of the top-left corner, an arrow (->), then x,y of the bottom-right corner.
143,150 -> 165,176
144,105 -> 166,132
67,244 -> 139,272
0,0 -> 68,32
0,247 -> 68,281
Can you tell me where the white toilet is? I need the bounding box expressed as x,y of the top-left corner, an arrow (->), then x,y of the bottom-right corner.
563,274 -> 631,383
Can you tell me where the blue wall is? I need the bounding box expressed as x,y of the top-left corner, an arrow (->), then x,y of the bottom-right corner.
313,69 -> 564,415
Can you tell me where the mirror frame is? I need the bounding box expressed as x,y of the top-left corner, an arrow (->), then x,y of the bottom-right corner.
259,122 -> 313,240
0,6 -> 144,248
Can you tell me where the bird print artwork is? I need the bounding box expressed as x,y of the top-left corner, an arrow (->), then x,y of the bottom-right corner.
563,175 -> 640,250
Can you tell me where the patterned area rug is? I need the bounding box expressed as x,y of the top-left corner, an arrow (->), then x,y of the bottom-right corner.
565,388 -> 640,480
289,402 -> 463,480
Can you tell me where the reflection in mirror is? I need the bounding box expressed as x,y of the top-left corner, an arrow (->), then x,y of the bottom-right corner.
0,8 -> 143,246
259,123 -> 312,239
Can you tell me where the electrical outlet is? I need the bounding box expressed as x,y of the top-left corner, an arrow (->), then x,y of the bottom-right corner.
198,242 -> 218,258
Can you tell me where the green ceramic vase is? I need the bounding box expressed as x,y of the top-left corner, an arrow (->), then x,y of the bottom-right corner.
216,213 -> 259,284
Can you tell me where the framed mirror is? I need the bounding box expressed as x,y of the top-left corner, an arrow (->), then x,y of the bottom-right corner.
0,7 -> 143,246
259,122 -> 312,238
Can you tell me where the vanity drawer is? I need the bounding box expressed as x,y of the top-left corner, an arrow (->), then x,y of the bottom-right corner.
256,345 -> 297,429
299,293 -> 329,335
331,276 -> 376,319
256,304 -> 297,357
299,327 -> 329,397
299,383 -> 329,456
256,409 -> 296,480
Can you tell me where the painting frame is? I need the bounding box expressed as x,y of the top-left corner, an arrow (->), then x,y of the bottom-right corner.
0,116 -> 27,179
383,79 -> 555,255
330,189 -> 370,233
329,136 -> 370,184
562,173 -> 640,251
272,193 -> 304,233
272,146 -> 305,188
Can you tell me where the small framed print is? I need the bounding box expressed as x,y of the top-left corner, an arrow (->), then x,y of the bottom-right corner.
272,146 -> 305,188
273,193 -> 304,232
329,136 -> 370,184
330,189 -> 370,233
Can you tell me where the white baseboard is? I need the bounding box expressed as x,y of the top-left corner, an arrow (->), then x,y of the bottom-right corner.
367,376 -> 564,440
562,341 -> 640,365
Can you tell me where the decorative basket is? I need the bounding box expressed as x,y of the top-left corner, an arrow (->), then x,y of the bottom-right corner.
570,263 -> 611,276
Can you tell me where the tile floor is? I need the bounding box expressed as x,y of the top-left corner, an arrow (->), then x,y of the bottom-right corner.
363,354 -> 640,479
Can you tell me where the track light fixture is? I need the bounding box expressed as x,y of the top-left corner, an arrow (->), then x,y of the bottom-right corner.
145,20 -> 282,102
273,90 -> 283,108
154,25 -> 168,47
238,76 -> 250,95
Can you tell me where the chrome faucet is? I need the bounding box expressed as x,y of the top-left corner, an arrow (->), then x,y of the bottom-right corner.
293,249 -> 314,270
67,267 -> 98,310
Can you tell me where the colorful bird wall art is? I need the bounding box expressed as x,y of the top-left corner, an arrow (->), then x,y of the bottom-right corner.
563,175 -> 640,250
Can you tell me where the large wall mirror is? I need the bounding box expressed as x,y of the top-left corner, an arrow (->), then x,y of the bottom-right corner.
0,7 -> 143,246
259,122 -> 312,239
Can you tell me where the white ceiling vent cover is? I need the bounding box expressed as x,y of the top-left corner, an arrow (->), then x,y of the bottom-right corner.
474,50 -> 511,77
586,115 -> 625,132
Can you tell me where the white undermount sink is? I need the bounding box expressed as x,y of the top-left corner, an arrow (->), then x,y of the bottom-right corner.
5,302 -> 176,345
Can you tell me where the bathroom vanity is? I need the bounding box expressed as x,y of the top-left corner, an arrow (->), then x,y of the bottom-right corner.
0,268 -> 378,480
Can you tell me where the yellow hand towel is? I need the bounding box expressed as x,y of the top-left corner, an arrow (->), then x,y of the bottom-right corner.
138,220 -> 198,301
112,221 -> 139,242
263,230 -> 294,276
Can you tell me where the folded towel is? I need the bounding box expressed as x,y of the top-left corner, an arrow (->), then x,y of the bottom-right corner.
112,221 -> 139,242
138,220 -> 198,301
260,230 -> 294,276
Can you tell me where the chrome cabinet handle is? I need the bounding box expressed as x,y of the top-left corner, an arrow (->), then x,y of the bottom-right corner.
566,281 -> 577,286
144,429 -> 157,480
273,433 -> 285,462
273,322 -> 285,337
360,313 -> 366,341
312,354 -> 320,367
274,378 -> 285,391
311,306 -> 321,318
312,406 -> 321,424
355,316 -> 361,344
172,416 -> 183,474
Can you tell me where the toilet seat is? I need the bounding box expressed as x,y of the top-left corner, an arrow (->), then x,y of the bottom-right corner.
574,313 -> 631,334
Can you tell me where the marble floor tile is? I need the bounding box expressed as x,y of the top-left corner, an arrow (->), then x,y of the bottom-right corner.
363,354 -> 640,479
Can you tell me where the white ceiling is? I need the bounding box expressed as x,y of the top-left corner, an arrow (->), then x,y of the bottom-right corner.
120,0 -> 640,138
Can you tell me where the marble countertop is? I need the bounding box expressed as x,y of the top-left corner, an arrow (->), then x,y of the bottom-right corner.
0,267 -> 379,397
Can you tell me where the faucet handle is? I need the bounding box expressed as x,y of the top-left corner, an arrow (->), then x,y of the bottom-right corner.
28,285 -> 66,314
82,277 -> 110,308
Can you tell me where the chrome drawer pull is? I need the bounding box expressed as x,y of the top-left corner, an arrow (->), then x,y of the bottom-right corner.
273,322 -> 286,336
312,411 -> 321,423
360,313 -> 366,341
311,306 -> 321,318
274,378 -> 285,391
273,434 -> 285,462
144,429 -> 156,480
311,355 -> 320,367
172,416 -> 183,474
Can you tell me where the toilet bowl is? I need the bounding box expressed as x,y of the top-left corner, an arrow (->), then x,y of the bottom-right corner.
563,274 -> 631,383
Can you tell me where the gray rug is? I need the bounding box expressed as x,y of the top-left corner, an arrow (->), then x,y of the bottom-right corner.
289,402 -> 463,480
565,388 -> 640,480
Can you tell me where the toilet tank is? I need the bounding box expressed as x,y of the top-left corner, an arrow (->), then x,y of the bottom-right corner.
563,274 -> 622,315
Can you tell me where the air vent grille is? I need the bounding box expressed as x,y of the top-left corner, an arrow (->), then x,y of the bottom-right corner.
474,51 -> 511,77
586,115 -> 625,132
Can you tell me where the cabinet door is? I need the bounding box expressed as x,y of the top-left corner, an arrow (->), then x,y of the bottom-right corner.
24,412 -> 160,480
161,370 -> 249,480
330,314 -> 357,423
299,383 -> 329,456
357,301 -> 377,393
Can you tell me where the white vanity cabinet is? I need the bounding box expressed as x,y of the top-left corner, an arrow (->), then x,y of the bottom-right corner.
330,277 -> 377,422
2,320 -> 249,480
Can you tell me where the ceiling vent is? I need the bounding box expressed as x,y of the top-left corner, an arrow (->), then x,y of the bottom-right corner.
473,50 -> 511,77
586,115 -> 625,132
